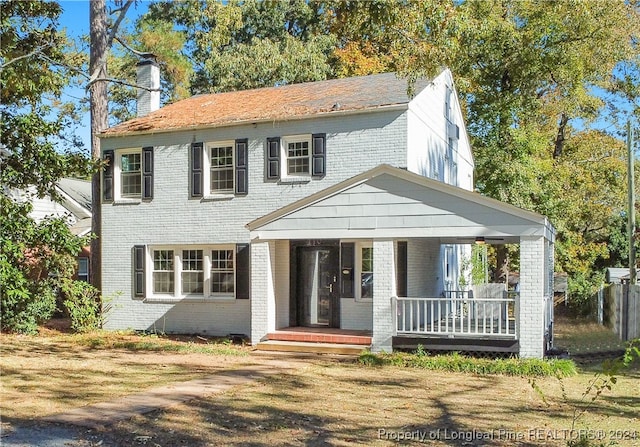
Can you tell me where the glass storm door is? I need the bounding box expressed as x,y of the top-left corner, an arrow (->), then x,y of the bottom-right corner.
298,247 -> 339,326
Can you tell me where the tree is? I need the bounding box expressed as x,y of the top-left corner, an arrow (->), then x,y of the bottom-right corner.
102,0 -> 639,310
1,0 -> 94,333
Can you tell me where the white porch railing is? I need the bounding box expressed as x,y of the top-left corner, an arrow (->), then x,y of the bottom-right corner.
395,295 -> 518,338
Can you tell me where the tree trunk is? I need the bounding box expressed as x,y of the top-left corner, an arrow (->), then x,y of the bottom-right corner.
553,112 -> 568,159
90,0 -> 108,292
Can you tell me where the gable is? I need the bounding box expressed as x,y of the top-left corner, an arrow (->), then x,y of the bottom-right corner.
248,166 -> 554,242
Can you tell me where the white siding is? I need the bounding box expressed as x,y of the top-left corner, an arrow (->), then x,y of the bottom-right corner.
407,239 -> 440,297
341,298 -> 373,330
406,69 -> 474,191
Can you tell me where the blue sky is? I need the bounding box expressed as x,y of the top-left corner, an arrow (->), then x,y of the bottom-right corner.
58,1 -> 149,152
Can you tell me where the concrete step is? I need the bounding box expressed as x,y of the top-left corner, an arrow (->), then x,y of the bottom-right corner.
255,340 -> 369,355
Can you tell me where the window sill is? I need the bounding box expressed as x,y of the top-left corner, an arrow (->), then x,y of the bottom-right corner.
143,295 -> 237,303
202,194 -> 234,202
114,198 -> 141,205
279,177 -> 311,185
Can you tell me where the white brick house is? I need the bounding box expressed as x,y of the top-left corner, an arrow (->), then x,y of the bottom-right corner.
100,65 -> 555,358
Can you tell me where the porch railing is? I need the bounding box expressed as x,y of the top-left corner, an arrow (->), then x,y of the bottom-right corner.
395,295 -> 518,338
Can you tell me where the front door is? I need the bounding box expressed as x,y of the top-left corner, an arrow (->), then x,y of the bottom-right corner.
296,246 -> 339,327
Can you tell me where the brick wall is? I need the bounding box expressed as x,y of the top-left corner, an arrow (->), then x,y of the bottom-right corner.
372,239 -> 395,352
518,236 -> 545,358
102,110 -> 408,334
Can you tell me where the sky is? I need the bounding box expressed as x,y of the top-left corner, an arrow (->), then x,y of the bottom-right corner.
58,1 -> 150,153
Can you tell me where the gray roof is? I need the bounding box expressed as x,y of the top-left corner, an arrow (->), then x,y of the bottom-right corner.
58,178 -> 92,211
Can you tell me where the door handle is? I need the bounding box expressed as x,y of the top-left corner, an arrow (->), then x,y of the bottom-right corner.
329,283 -> 333,293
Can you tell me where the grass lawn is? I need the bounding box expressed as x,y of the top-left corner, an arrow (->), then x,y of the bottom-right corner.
0,317 -> 638,446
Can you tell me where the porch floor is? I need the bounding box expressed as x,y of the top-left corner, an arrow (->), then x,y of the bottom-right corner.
267,327 -> 372,345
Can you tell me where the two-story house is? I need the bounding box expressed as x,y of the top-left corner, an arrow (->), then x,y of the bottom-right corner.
100,61 -> 555,358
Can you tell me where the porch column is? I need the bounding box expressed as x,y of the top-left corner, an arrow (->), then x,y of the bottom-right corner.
372,239 -> 396,353
250,240 -> 276,345
519,236 -> 545,358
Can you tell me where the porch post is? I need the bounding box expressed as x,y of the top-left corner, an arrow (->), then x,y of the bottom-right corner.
519,236 -> 545,358
372,239 -> 396,353
250,240 -> 276,345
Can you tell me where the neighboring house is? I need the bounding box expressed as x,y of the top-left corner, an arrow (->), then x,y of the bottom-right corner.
6,177 -> 92,281
99,60 -> 555,358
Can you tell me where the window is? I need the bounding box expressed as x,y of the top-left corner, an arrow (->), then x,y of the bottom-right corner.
360,245 -> 373,299
120,151 -> 142,197
191,140 -> 248,197
182,250 -> 203,294
209,142 -> 234,193
266,134 -> 325,181
211,249 -> 234,294
103,147 -> 153,202
286,138 -> 310,175
137,245 -> 248,300
153,250 -> 174,294
77,258 -> 89,282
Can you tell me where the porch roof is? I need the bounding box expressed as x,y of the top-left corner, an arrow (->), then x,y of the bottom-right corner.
247,165 -> 555,243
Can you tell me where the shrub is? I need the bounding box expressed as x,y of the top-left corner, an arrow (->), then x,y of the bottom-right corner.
62,280 -> 102,333
358,349 -> 577,377
0,275 -> 57,334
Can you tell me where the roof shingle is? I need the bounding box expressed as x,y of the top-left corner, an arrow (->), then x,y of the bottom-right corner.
101,72 -> 428,137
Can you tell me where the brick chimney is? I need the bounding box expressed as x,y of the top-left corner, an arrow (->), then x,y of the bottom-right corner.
136,54 -> 160,118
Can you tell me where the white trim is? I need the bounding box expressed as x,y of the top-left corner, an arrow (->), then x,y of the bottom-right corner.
204,140 -> 235,196
113,147 -> 142,202
355,241 -> 373,302
281,134 -> 312,179
146,244 -> 237,301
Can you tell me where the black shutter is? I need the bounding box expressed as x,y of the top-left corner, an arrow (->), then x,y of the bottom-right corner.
235,139 -> 248,195
103,150 -> 114,202
133,245 -> 145,298
311,133 -> 326,178
396,241 -> 408,297
266,137 -> 280,180
340,242 -> 355,298
191,142 -> 203,198
142,146 -> 153,200
236,243 -> 250,299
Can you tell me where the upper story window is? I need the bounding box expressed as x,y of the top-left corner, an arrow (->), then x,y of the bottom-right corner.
208,142 -> 234,194
266,133 -> 326,181
103,147 -> 153,203
120,151 -> 142,198
284,136 -> 311,176
190,140 -> 248,198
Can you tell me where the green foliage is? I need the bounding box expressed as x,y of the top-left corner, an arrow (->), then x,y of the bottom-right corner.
0,196 -> 90,334
358,349 -> 577,378
0,1 -> 95,334
566,271 -> 604,317
61,280 -> 102,332
124,1 -> 640,315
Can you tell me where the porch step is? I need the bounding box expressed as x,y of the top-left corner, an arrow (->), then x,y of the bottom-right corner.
255,340 -> 368,355
266,331 -> 372,345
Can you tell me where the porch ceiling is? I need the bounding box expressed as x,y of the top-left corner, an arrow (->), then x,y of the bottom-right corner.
247,165 -> 555,242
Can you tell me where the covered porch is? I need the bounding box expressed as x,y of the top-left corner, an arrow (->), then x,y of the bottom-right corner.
247,165 -> 555,358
